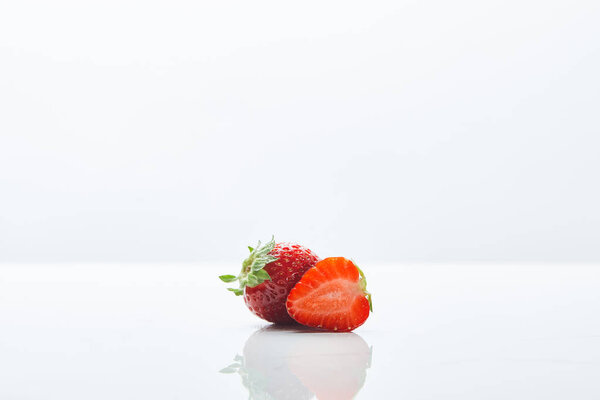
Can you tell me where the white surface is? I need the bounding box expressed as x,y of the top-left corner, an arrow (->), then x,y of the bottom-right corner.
2,0 -> 600,263
1,264 -> 599,399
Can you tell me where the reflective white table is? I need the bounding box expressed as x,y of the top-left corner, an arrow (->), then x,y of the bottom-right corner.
1,264 -> 599,399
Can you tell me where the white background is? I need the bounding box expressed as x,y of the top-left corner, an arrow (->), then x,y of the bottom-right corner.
2,4 -> 600,398
2,0 -> 600,263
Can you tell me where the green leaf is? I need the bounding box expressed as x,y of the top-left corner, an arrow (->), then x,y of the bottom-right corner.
246,274 -> 259,287
219,363 -> 240,373
250,259 -> 267,272
227,288 -> 244,296
219,274 -> 237,283
263,254 -> 278,264
244,236 -> 279,273
255,269 -> 271,281
355,262 -> 373,312
237,236 -> 279,290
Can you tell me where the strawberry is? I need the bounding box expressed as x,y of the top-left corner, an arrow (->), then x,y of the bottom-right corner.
286,257 -> 372,332
220,237 -> 320,324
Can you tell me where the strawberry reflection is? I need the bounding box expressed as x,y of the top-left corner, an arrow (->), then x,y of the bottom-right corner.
220,326 -> 372,400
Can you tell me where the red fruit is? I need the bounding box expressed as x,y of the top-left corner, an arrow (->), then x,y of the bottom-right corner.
220,237 -> 319,324
286,257 -> 372,332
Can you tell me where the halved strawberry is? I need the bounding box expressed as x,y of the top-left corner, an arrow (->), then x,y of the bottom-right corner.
286,257 -> 372,332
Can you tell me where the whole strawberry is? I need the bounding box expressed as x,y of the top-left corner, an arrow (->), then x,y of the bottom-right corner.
220,237 -> 319,324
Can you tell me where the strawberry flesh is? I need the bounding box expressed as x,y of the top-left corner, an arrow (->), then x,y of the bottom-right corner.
286,257 -> 371,332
